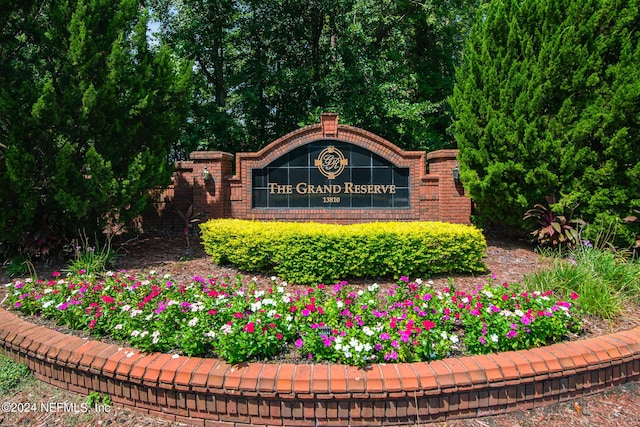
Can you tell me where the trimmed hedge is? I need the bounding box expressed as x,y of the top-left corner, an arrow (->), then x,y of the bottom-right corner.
200,220 -> 487,284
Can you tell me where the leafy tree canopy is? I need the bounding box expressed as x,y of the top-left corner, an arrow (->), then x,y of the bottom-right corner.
150,0 -> 480,154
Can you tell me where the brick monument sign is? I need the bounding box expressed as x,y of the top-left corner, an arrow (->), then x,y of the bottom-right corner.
146,113 -> 471,229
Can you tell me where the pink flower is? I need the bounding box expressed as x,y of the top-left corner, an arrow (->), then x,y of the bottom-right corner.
295,338 -> 303,348
422,320 -> 435,330
102,295 -> 115,303
244,322 -> 255,333
570,291 -> 579,300
52,271 -> 60,277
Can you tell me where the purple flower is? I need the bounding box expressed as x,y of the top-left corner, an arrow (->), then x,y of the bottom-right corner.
391,340 -> 399,348
379,333 -> 391,340
384,350 -> 398,361
399,276 -> 409,283
478,336 -> 487,345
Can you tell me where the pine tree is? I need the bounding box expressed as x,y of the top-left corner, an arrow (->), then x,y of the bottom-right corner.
450,0 -> 640,237
0,0 -> 191,256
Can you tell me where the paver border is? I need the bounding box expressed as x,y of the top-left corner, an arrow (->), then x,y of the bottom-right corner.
1,306 -> 639,426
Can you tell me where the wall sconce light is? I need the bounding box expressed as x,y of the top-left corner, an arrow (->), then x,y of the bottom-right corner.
202,167 -> 212,182
452,164 -> 460,181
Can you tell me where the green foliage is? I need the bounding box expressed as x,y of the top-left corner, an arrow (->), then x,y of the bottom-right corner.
450,0 -> 640,234
0,355 -> 33,393
523,204 -> 586,248
150,0 -> 480,154
523,244 -> 640,319
0,1 -> 192,257
200,219 -> 487,284
65,231 -> 117,277
87,392 -> 112,407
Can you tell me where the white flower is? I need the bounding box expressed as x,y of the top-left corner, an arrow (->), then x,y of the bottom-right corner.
415,278 -> 423,285
121,304 -> 131,312
106,271 -> 114,277
188,317 -> 198,327
140,330 -> 149,338
149,270 -> 157,276
276,286 -> 285,294
145,314 -> 153,321
163,274 -> 171,279
514,310 -> 524,317
482,290 -> 494,298
251,301 -> 262,312
367,283 -> 379,292
126,351 -> 135,358
336,300 -> 344,309
205,331 -> 216,339
270,276 -> 277,282
357,290 -> 364,296
221,324 -> 233,335
114,324 -> 123,330
172,354 -> 180,359
490,334 -> 499,343
450,335 -> 459,344
130,330 -> 140,337
25,278 -> 33,283
441,331 -> 448,339
362,326 -> 375,337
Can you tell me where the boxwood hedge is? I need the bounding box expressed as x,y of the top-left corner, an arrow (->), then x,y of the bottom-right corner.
200,219 -> 487,284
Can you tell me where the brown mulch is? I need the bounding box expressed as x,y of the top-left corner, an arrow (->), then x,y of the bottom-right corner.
1,232 -> 640,427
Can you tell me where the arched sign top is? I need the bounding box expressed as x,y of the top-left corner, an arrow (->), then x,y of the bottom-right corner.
235,121 -> 425,173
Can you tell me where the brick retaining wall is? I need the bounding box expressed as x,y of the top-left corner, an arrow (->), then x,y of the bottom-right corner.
1,307 -> 639,426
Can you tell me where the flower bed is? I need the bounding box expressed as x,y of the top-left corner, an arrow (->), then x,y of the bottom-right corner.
3,271 -> 581,366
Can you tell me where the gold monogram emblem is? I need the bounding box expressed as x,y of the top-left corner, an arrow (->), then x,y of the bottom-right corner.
314,146 -> 348,179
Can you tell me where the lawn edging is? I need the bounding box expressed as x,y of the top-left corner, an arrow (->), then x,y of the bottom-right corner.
1,306 -> 639,427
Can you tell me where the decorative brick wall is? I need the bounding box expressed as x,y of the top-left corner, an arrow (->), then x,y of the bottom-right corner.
1,307 -> 640,426
146,115 -> 471,228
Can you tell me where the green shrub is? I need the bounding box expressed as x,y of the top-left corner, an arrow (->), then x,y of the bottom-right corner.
200,220 -> 487,284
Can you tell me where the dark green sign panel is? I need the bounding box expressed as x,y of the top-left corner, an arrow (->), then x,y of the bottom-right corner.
252,141 -> 409,209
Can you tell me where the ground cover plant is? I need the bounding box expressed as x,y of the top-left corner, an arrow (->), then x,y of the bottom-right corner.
4,270 -> 581,366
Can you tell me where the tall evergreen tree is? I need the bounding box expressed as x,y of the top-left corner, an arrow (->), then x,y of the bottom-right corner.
450,0 -> 640,236
0,0 -> 191,257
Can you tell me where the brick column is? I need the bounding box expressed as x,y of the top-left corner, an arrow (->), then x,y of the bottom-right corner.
426,149 -> 471,224
189,151 -> 234,220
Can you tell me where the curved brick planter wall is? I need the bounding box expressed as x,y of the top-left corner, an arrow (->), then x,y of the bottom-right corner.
1,307 -> 639,427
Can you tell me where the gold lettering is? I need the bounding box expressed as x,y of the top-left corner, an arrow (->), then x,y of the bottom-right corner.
296,182 -> 308,194
344,182 -> 354,193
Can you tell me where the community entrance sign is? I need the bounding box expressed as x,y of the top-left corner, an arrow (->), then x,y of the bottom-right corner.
252,141 -> 409,209
147,113 -> 472,228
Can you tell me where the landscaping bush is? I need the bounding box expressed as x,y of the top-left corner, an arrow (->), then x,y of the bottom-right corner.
200,220 -> 487,284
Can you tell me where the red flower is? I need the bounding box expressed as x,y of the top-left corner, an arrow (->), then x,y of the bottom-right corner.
422,320 -> 435,330
244,322 -> 255,333
101,295 -> 115,303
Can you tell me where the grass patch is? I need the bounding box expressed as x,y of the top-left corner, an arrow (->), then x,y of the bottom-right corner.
523,245 -> 640,320
0,354 -> 33,393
